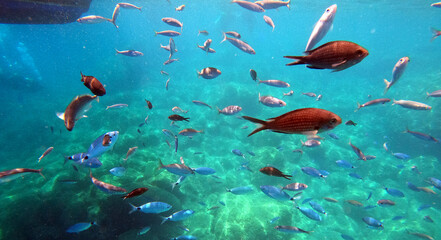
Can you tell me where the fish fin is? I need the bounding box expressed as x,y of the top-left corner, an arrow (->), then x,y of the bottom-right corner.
383,79 -> 390,95
258,92 -> 261,103
242,116 -> 267,137
287,0 -> 291,10
431,27 -> 440,42
128,203 -> 138,214
220,32 -> 227,44
355,102 -> 361,112
392,99 -> 396,105
180,156 -> 185,164
38,168 -> 45,179
426,92 -> 430,99
283,56 -> 304,66
158,159 -> 165,170
301,130 -> 318,136
307,65 -> 325,69
56,112 -> 65,121
331,60 -> 347,68
160,216 -> 169,225
216,107 -> 221,114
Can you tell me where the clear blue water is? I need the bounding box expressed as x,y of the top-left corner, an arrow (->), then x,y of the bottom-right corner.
0,0 -> 440,239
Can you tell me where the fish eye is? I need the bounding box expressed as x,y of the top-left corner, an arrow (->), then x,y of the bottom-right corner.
326,9 -> 330,12
355,49 -> 364,56
330,118 -> 337,124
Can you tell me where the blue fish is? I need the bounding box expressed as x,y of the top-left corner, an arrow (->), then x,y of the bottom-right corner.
302,198 -> 313,204
392,216 -> 404,221
219,201 -> 226,206
309,201 -> 326,214
349,172 -> 363,180
71,157 -> 102,168
269,216 -> 280,224
364,205 -> 377,210
336,160 -> 355,169
65,152 -> 87,163
232,149 -> 245,159
171,236 -> 197,240
296,206 -> 322,221
341,234 -> 354,240
418,204 -> 431,211
162,209 -> 195,224
429,177 -> 441,190
362,217 -> 383,229
247,151 -> 255,156
177,225 -> 190,232
260,185 -> 290,201
129,202 -> 172,214
301,167 -> 326,178
406,182 -> 420,192
366,192 -> 372,200
393,153 -> 410,160
138,226 -> 151,235
193,167 -> 216,175
198,201 -> 206,206
66,222 -> 96,233
319,169 -> 330,177
328,132 -> 340,140
84,131 -> 119,160
384,187 -> 405,197
109,167 -> 126,177
226,186 -> 253,195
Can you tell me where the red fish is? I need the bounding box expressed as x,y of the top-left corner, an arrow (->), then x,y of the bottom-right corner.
243,108 -> 341,137
260,167 -> 292,180
80,72 -> 106,96
122,187 -> 149,200
0,168 -> 44,183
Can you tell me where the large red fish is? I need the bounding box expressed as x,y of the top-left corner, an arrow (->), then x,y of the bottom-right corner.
284,41 -> 368,72
243,108 -> 342,137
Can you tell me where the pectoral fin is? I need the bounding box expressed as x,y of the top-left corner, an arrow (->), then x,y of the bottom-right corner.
56,112 -> 65,121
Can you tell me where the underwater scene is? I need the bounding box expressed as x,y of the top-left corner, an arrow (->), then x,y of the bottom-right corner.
0,0 -> 441,239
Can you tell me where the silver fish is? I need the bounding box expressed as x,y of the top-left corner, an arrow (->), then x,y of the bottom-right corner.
217,105 -> 242,115
155,30 -> 181,37
118,3 -> 142,11
123,147 -> 138,162
232,0 -> 265,12
38,147 -> 54,163
426,90 -> 441,98
221,33 -> 255,54
392,99 -> 431,110
258,93 -> 286,107
162,17 -> 183,31
263,15 -> 275,31
258,79 -> 290,88
384,57 -> 410,94
305,4 -> 337,51
254,0 -> 290,10
76,15 -> 112,24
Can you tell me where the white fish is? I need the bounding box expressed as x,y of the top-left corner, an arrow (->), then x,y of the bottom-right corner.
258,79 -> 290,88
392,100 -> 431,110
111,4 -> 120,28
118,2 -> 142,11
384,57 -> 410,94
263,15 -> 275,31
172,107 -> 188,113
254,0 -> 291,10
76,15 -> 112,24
258,93 -> 286,107
106,104 -> 128,110
38,147 -> 54,163
232,0 -> 265,12
305,4 -> 337,52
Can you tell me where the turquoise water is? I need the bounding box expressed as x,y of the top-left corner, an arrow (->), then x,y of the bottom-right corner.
0,0 -> 441,239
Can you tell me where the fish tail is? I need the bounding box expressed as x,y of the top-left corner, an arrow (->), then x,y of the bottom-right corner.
154,31 -> 158,36
392,99 -> 396,105
283,56 -> 304,66
128,203 -> 138,214
355,102 -> 361,112
220,32 -> 227,44
383,79 -> 390,95
38,168 -> 45,179
158,159 -> 165,170
287,0 -> 291,10
242,116 -> 267,137
160,217 -> 169,225
283,175 -> 292,180
225,188 -> 231,192
196,70 -> 201,78
426,92 -> 430,99
216,106 -> 221,114
258,92 -> 261,103
431,28 -> 439,42
63,156 -> 69,165
115,49 -> 120,55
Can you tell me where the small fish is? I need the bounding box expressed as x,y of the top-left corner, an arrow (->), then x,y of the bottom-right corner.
393,153 -> 410,160
301,167 -> 326,179
172,176 -> 186,191
155,30 -> 181,37
198,30 -> 209,36
274,225 -> 312,234
159,159 -> 194,176
424,216 -> 434,223
305,4 -> 337,51
226,186 -> 253,195
90,171 -> 126,194
260,185 -> 291,201
346,200 -> 363,207
345,120 -> 357,126
301,139 -> 321,147
426,89 -> 441,98
57,179 -> 79,184
57,95 -> 97,131
80,72 -> 106,96
356,98 -> 391,112
263,15 -> 275,31
83,131 -> 119,160
122,187 -> 149,200
162,17 -> 183,31
309,201 -> 326,214
77,15 -> 111,24
432,2 -> 441,8
116,49 -> 143,57
161,70 -> 169,75
392,216 -> 405,221
106,103 -> 128,110
161,209 -> 195,224
192,100 -> 212,109
302,92 -> 317,97
109,167 -> 126,177
175,4 -> 185,11
0,168 -> 45,183
377,199 -> 395,207
219,201 -> 226,206
259,166 -> 292,180
259,79 -> 290,88
66,222 -> 97,233
217,105 -> 242,115
362,217 -> 383,229
384,57 -> 410,94
172,236 -> 197,240
145,100 -> 153,109
166,78 -> 170,90
129,202 -> 172,214
406,230 -> 434,240
138,226 -> 151,236
384,187 -> 405,197
418,187 -> 436,195
392,99 -> 432,110
403,128 -> 438,142
169,114 -> 190,122
177,225 -> 190,232
232,149 -> 246,159
283,90 -> 294,97
302,198 -> 313,204
349,140 -> 366,161
137,129 -> 141,134
164,58 -> 179,65
316,94 -> 322,101
207,206 -> 220,211
407,182 -> 421,192
341,234 -> 355,240
292,149 -> 304,154
296,206 -> 322,221
418,204 -> 431,211
221,33 -> 255,55
336,160 -> 355,169
258,93 -> 286,107
118,3 -> 142,11
247,151 -> 255,156
383,142 -> 389,152
197,67 -> 222,79
323,197 -> 338,203
231,0 -> 265,12
38,147 -> 54,163
250,69 -> 258,81
349,172 -> 363,180
193,167 -> 216,175
123,146 -> 138,162
269,216 -> 280,224
254,0 -> 291,10
366,192 -> 373,200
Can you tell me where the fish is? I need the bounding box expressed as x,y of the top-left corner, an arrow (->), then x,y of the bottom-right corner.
164,58 -> 179,65
76,15 -> 112,24
109,167 -> 126,177
403,128 -> 438,142
168,38 -> 176,59
198,30 -> 209,36
406,230 -> 434,240
172,107 -> 188,114
110,4 -> 120,28
159,159 -> 194,176
192,100 -> 212,109
327,132 -> 339,139
274,225 -> 312,234
219,201 -> 226,206
90,171 -> 126,194
162,17 -> 183,31
160,42 -> 178,52
259,166 -> 291,180
424,216 -> 434,223
362,217 -> 383,229
336,160 -> 355,169
225,31 -> 241,38
247,151 -> 255,156
282,183 -> 308,192
301,139 -> 321,147
349,172 -> 363,180
66,154 -> 102,168
155,30 -> 181,37
115,49 -> 144,56
258,93 -> 286,107
0,168 -> 44,183
345,120 -> 357,126
197,67 -> 222,79
341,234 -> 355,240
283,90 -> 294,97
384,187 -> 405,197
177,225 -> 190,232
432,2 -> 441,7
57,94 -> 97,131
38,147 -> 54,163
138,226 -> 151,236
383,142 -> 389,152
66,222 -> 96,233
145,99 -> 153,109
301,167 -> 326,179
207,206 -> 220,211
226,186 -> 253,195
418,204 -> 432,211
348,140 -> 366,161
193,167 -> 216,175
250,69 -> 258,81
217,105 -> 242,115
83,131 -> 119,160
309,201 -> 326,214
259,79 -> 290,88
269,217 -> 280,224
232,149 -> 246,159
161,70 -> 169,75
175,5 -> 185,11
285,41 -> 369,72
106,103 -> 128,110
323,197 -> 338,203
118,3 -> 142,11
346,200 -> 363,207
302,92 -> 317,97
377,199 -> 395,207
296,206 -> 322,221
221,33 -> 256,54
429,177 -> 441,190
355,98 -> 391,111
260,185 -> 291,201
243,108 -> 342,137
123,146 -> 138,162
161,209 -> 195,224
122,187 -> 148,200
231,0 -> 265,12
80,72 -> 106,96
392,216 -> 405,221
263,15 -> 275,31
179,128 -> 203,137
254,0 -> 290,10
166,78 -> 170,90
393,153 -> 410,160
169,114 -> 190,122
129,202 -> 172,214
316,94 -> 322,101
305,4 -> 337,51
426,89 -> 441,98
57,179 -> 79,184
198,39 -> 213,53
384,57 -> 410,94
172,176 -> 186,191
418,187 -> 436,195
172,236 -> 197,240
